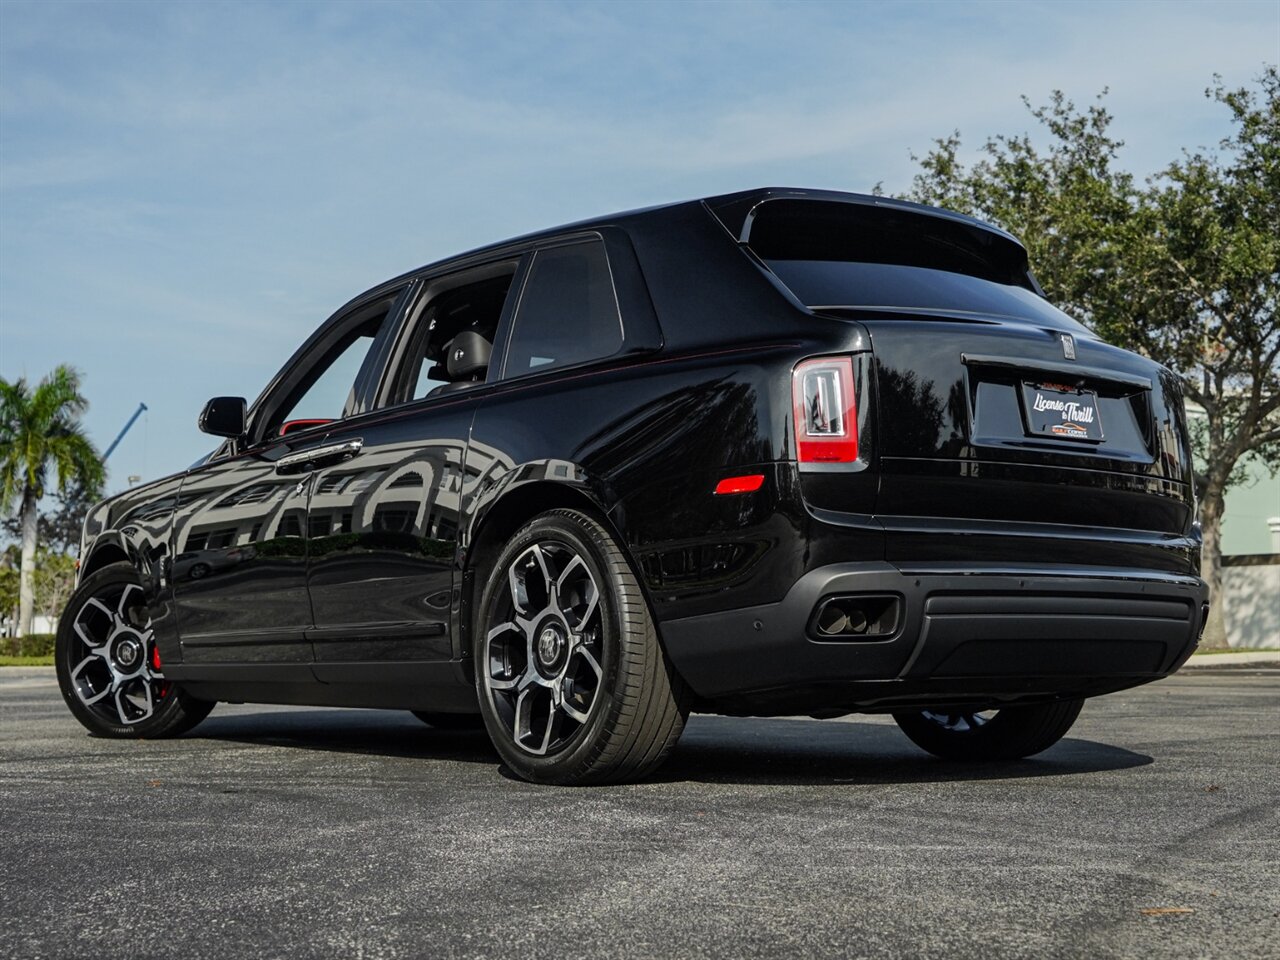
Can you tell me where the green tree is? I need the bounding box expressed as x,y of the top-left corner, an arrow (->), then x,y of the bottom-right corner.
32,547 -> 78,630
0,366 -> 104,636
0,557 -> 18,633
2,478 -> 99,555
903,67 -> 1279,646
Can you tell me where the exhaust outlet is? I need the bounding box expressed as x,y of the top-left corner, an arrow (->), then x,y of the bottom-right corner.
816,604 -> 849,635
812,595 -> 900,641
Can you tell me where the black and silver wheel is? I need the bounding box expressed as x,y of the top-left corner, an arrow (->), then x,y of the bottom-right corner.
893,699 -> 1084,761
476,509 -> 687,785
56,562 -> 214,738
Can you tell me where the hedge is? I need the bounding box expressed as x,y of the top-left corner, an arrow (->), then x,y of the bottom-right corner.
2,633 -> 56,658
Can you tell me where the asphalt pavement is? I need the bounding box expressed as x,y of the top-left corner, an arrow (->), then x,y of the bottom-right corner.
1,668 -> 1277,960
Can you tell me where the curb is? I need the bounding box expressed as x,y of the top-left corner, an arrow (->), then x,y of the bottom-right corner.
0,666 -> 56,678
1182,651 -> 1280,669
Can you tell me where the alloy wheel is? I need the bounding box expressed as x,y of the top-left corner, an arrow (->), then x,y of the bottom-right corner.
482,540 -> 605,756
919,709 -> 998,733
67,582 -> 169,727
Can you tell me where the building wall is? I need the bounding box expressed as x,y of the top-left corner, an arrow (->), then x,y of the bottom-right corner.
1220,454 -> 1280,555
1222,556 -> 1280,649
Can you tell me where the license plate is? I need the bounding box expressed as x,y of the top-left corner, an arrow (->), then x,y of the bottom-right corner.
1021,382 -> 1104,441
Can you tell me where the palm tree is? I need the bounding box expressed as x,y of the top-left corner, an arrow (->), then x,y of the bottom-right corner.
0,366 -> 104,636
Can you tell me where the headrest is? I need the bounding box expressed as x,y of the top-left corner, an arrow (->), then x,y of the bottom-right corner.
445,331 -> 492,380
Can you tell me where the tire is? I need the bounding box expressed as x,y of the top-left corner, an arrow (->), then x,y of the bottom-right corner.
411,711 -> 485,730
56,562 -> 214,739
892,700 -> 1084,761
475,509 -> 688,785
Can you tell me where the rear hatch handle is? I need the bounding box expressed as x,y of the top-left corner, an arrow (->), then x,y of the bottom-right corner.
962,353 -> 1152,391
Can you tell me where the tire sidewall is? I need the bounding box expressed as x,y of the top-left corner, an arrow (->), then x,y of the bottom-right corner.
474,512 -> 627,781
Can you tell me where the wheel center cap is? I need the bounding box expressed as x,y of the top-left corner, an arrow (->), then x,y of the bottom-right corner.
537,624 -> 565,668
115,637 -> 142,669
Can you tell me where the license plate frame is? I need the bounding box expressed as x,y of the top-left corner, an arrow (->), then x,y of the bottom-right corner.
1020,381 -> 1105,442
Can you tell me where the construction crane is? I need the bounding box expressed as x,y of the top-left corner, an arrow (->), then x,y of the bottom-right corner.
102,403 -> 147,461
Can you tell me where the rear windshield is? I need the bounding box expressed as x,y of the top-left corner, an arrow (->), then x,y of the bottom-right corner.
766,260 -> 1086,328
748,199 -> 1086,329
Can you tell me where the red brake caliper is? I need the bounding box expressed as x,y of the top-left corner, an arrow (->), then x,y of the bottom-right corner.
151,645 -> 169,698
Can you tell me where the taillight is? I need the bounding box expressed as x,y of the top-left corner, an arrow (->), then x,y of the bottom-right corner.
792,356 -> 858,464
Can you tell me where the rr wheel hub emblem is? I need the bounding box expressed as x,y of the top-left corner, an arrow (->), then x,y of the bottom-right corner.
115,638 -> 141,669
537,625 -> 565,667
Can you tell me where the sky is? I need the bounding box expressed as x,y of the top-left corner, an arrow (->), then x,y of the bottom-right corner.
1,0 -> 1278,493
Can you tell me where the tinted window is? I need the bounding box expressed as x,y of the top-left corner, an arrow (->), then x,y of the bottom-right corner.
394,266 -> 516,402
749,199 -> 1032,285
504,240 -> 622,376
765,260 -> 1089,331
748,198 -> 1086,329
287,324 -> 379,420
262,295 -> 397,438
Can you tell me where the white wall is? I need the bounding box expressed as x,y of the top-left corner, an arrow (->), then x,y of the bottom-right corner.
0,614 -> 57,638
1223,560 -> 1280,649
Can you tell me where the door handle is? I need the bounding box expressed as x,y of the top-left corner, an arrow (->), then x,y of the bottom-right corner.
274,439 -> 363,474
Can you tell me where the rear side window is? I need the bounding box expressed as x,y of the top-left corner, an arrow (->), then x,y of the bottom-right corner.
503,240 -> 623,377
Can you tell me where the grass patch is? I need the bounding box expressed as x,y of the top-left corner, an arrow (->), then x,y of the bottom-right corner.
0,655 -> 54,667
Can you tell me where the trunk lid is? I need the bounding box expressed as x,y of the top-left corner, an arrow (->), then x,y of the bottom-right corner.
850,311 -> 1194,535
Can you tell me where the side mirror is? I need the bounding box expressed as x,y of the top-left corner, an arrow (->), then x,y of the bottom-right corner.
198,397 -> 247,438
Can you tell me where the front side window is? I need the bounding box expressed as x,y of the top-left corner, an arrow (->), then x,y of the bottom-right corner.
286,322 -> 380,421
503,240 -> 623,377
261,294 -> 398,439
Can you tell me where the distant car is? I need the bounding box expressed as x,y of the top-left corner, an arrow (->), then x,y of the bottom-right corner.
58,188 -> 1208,784
172,547 -> 253,582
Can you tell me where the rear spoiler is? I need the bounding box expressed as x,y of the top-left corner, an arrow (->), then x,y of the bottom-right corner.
702,187 -> 1024,247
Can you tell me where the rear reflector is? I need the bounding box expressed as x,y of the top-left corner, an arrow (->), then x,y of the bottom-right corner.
714,474 -> 765,495
792,356 -> 858,463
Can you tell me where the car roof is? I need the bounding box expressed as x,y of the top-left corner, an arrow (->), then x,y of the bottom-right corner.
387,187 -> 1025,289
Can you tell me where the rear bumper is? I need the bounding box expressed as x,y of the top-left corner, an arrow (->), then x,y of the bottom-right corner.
659,562 -> 1208,714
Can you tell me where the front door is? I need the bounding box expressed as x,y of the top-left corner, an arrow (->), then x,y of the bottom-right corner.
172,287 -> 406,663
170,444 -> 316,663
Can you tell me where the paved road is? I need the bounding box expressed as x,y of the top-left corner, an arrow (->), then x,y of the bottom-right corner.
1,670 -> 1277,960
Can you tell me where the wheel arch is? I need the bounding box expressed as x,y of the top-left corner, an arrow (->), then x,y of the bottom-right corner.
79,538 -> 133,581
459,478 -> 640,660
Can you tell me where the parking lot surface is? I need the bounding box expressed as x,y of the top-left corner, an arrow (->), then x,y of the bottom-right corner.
1,669 -> 1277,960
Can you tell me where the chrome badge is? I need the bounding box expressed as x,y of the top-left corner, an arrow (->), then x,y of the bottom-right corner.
1061,333 -> 1077,360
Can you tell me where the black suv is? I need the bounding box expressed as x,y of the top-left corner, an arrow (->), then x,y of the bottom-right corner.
58,188 -> 1208,784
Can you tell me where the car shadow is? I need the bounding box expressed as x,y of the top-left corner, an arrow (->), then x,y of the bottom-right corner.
193,709 -> 1152,786
196,708 -> 497,765
650,715 -> 1152,786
